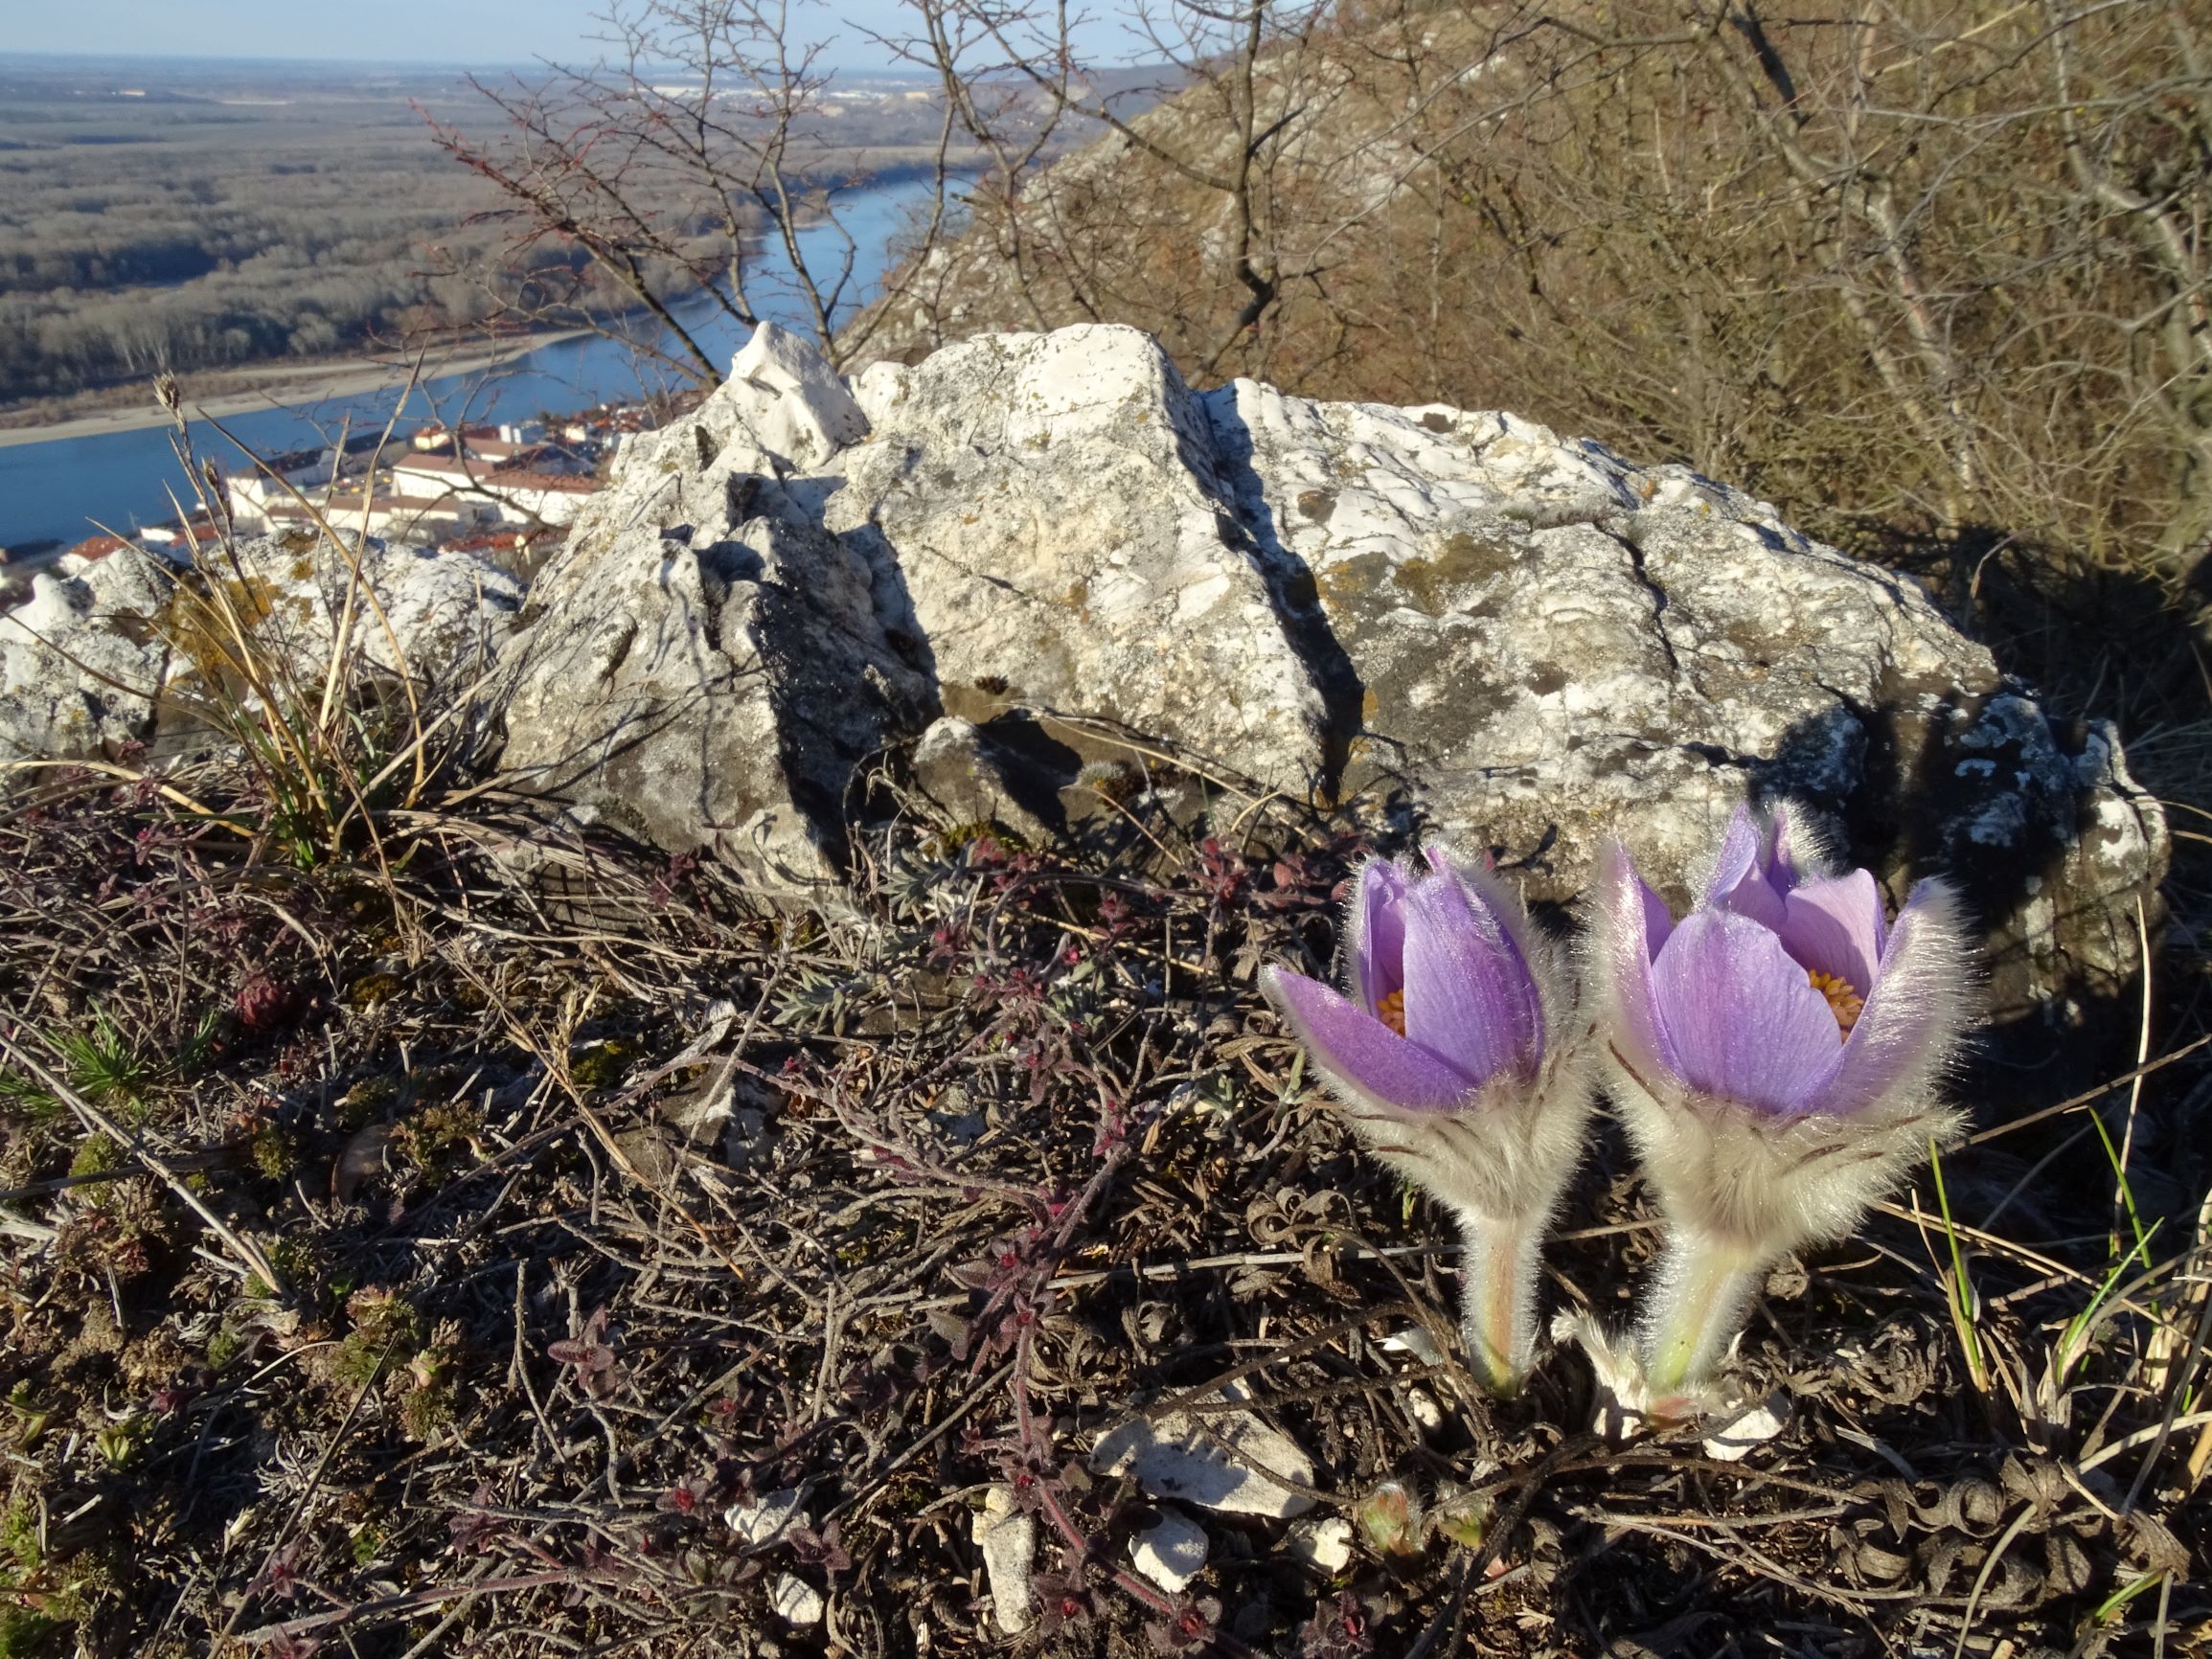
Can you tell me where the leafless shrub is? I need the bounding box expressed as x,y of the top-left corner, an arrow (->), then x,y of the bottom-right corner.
426,0 -> 969,376
871,0 -> 2212,591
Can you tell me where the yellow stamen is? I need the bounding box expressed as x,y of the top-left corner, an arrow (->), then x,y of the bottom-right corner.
1808,970 -> 1863,1035
1375,989 -> 1406,1035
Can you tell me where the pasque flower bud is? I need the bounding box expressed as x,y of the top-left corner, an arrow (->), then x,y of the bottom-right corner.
1592,804 -> 1973,1397
1264,847 -> 1590,1394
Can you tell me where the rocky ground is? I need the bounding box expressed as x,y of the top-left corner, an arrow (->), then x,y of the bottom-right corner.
0,739 -> 2206,1658
0,324 -> 2207,1657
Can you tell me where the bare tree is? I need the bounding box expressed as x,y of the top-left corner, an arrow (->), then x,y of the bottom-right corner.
426,0 -> 2212,587
885,0 -> 1352,376
424,0 -> 966,382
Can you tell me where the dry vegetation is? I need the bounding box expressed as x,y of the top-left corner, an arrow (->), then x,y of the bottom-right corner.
5,7 -> 2212,1656
3,709 -> 2209,1659
0,450 -> 2207,1654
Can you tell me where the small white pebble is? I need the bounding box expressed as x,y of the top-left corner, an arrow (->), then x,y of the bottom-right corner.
1405,1388 -> 1447,1435
1380,1328 -> 1446,1367
1703,1397 -> 1790,1462
1129,1508 -> 1210,1592
971,1485 -> 1037,1634
725,1488 -> 807,1546
771,1573 -> 824,1625
1288,1516 -> 1354,1573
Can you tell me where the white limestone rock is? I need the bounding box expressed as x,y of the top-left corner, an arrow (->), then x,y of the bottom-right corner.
0,562 -> 170,761
970,1485 -> 1037,1635
1129,1508 -> 1209,1592
500,460 -> 934,893
909,714 -> 1061,842
233,534 -> 522,684
1202,377 -> 2164,1021
729,319 -> 871,470
0,535 -> 520,765
495,321 -> 2160,1014
828,328 -> 1336,795
1090,1389 -> 1315,1518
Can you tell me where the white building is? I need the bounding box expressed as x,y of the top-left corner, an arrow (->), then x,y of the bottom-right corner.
384,453 -> 599,527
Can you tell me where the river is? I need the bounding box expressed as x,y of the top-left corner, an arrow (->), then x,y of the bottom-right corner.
0,177 -> 943,554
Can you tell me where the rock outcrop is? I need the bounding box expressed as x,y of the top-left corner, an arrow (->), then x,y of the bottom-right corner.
0,548 -> 180,761
497,322 -> 2164,1027
498,329 -> 938,889
0,535 -> 520,762
0,322 -> 2161,1030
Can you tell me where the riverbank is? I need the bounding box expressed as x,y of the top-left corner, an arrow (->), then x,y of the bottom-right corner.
0,328 -> 593,449
0,175 -> 943,551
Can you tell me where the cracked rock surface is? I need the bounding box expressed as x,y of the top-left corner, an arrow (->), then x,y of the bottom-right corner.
0,536 -> 519,764
1206,374 -> 2165,1021
490,323 -> 2159,1009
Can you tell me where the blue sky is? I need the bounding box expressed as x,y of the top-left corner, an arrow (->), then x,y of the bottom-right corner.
9,0 -> 1135,71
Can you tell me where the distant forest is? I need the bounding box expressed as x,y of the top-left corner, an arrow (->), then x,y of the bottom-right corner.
0,57 -> 958,411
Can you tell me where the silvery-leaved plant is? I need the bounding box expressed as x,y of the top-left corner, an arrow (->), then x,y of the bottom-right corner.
1592,803 -> 1973,1402
1262,847 -> 1590,1396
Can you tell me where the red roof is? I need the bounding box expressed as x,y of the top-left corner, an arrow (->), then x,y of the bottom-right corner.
389,458 -> 598,495
64,534 -> 131,561
143,517 -> 223,546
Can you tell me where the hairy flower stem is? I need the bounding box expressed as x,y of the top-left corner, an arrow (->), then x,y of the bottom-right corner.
1640,1226 -> 1766,1397
1458,1213 -> 1545,1397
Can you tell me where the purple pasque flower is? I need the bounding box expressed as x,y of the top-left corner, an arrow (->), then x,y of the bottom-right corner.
1592,802 -> 1973,1396
1264,847 -> 1546,1113
1598,803 -> 1968,1127
1263,847 -> 1589,1395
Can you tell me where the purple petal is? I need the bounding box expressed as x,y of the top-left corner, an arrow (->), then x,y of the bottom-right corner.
1594,841 -> 1678,1080
1348,857 -> 1410,1016
1400,868 -> 1542,1085
1263,966 -> 1476,1112
1649,910 -> 1845,1115
1812,879 -> 1963,1116
1777,869 -> 1887,995
1701,806 -> 1787,929
1434,849 -> 1551,1068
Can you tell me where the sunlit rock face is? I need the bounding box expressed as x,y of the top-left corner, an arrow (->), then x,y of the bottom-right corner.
1197,369 -> 2164,1029
90,319 -> 2111,1027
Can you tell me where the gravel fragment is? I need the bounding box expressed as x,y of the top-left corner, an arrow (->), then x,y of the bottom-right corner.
971,1485 -> 1038,1634
1129,1507 -> 1210,1592
1288,1516 -> 1354,1573
1091,1391 -> 1316,1517
725,1488 -> 809,1546
771,1574 -> 824,1625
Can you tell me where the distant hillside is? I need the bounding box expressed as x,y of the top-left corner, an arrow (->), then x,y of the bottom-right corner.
0,56 -> 969,416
